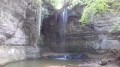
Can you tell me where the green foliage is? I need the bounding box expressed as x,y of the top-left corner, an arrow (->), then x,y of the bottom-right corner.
80,0 -> 111,25
68,0 -> 85,9
110,1 -> 120,32
110,1 -> 120,14
110,17 -> 120,32
41,0 -> 120,26
41,0 -> 64,9
111,1 -> 120,7
41,0 -> 85,9
34,0 -> 42,5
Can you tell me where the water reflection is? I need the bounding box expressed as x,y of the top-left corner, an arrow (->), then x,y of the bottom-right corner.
3,59 -> 84,67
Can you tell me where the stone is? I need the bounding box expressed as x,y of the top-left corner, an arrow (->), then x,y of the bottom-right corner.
98,59 -> 108,66
41,3 -> 120,54
0,0 -> 41,65
0,46 -> 40,65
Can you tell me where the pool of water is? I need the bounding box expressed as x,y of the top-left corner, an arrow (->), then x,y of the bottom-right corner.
3,59 -> 85,67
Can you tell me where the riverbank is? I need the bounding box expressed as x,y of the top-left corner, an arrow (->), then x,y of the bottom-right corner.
0,45 -> 40,66
0,51 -> 119,67
41,52 -> 120,67
2,57 -> 120,67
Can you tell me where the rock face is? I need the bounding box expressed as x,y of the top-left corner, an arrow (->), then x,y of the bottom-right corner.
66,13 -> 120,53
0,46 -> 40,65
0,0 -> 41,65
42,5 -> 120,53
93,14 -> 120,50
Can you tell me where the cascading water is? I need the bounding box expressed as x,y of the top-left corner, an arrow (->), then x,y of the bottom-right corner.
41,0 -> 71,52
58,8 -> 68,52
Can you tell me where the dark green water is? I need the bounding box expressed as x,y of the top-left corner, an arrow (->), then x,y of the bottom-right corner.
3,59 -> 84,67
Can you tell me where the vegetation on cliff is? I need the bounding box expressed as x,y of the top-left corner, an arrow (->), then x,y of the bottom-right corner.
41,0 -> 120,32
80,0 -> 110,25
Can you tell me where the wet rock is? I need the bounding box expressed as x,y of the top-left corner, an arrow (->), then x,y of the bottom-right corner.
98,60 -> 108,66
0,0 -> 41,65
45,53 -> 88,60
0,46 -> 40,65
42,2 -> 120,53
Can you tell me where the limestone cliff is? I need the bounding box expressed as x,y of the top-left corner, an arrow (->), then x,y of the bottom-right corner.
0,0 -> 41,65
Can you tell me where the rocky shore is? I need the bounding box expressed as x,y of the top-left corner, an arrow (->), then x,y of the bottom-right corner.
0,45 -> 40,66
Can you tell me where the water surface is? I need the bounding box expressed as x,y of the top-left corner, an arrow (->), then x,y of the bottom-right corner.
3,59 -> 85,67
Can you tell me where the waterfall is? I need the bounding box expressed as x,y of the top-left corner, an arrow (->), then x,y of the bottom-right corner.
59,8 -> 68,52
60,9 -> 68,36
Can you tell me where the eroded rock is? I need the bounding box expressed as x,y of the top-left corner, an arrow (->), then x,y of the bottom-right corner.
0,0 -> 41,65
